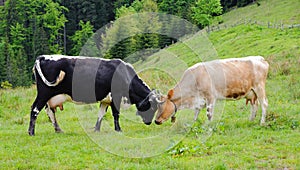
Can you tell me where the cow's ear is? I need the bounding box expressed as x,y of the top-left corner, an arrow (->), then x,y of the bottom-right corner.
167,89 -> 174,99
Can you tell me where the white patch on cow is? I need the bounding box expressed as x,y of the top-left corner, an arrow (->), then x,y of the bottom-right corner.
42,55 -> 108,61
121,97 -> 131,109
139,78 -> 151,91
193,96 -> 205,121
206,103 -> 214,120
97,103 -> 109,122
35,59 -> 66,87
33,107 -> 39,116
194,96 -> 206,110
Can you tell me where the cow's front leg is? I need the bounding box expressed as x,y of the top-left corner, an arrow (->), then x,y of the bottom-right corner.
45,104 -> 63,133
111,98 -> 122,132
194,108 -> 200,121
249,102 -> 258,121
206,98 -> 216,121
94,102 -> 109,132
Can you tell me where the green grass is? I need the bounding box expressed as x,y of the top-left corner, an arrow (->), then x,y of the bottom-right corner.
1,87 -> 299,169
215,0 -> 300,26
1,0 -> 300,169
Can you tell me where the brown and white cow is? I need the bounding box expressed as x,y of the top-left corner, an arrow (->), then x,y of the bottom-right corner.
155,56 -> 269,125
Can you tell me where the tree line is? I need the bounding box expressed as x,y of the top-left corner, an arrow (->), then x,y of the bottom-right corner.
0,0 -> 256,87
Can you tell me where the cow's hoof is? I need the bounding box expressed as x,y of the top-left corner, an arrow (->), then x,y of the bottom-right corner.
115,128 -> 122,132
249,117 -> 255,121
94,128 -> 100,132
260,121 -> 266,126
28,129 -> 35,136
207,114 -> 212,121
55,129 -> 64,133
171,116 -> 176,123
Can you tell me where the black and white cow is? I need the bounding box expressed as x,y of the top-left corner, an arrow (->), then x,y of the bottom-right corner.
28,55 -> 160,136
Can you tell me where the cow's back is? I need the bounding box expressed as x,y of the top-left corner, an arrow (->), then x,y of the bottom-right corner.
187,56 -> 268,100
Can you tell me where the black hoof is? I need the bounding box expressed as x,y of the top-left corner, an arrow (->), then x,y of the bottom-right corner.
28,131 -> 35,136
55,129 -> 64,133
115,128 -> 122,132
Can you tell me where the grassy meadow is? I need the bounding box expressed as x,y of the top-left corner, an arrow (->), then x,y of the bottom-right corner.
1,0 -> 299,169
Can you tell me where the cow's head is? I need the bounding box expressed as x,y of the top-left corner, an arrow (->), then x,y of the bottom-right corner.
155,89 -> 177,125
136,90 -> 162,125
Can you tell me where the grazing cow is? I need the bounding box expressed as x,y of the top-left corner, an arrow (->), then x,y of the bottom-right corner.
28,55 -> 160,136
155,56 -> 269,125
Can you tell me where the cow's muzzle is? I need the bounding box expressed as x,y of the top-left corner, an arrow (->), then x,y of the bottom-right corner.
144,122 -> 152,125
155,120 -> 162,125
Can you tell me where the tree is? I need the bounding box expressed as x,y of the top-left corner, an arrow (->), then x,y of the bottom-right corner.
191,0 -> 223,28
0,0 -> 68,87
61,0 -> 116,55
70,20 -> 94,55
0,38 -> 8,83
101,5 -> 138,59
42,0 -> 67,54
157,0 -> 195,20
7,23 -> 30,86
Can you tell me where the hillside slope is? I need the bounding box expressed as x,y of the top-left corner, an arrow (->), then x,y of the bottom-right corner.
218,0 -> 300,26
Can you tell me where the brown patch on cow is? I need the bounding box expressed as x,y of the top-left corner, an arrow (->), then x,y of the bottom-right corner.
226,92 -> 246,99
222,60 -> 254,100
167,89 -> 174,99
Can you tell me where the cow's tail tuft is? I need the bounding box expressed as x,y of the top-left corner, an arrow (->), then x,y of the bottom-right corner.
34,58 -> 65,87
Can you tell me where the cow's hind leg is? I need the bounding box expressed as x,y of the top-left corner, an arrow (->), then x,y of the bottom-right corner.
94,102 -> 109,132
255,86 -> 268,125
111,98 -> 122,132
249,102 -> 258,121
45,104 -> 63,133
28,98 -> 48,136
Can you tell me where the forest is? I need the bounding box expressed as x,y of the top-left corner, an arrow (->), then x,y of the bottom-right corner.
0,0 -> 257,87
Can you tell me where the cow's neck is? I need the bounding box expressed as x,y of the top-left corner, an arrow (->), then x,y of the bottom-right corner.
170,88 -> 195,110
130,75 -> 151,107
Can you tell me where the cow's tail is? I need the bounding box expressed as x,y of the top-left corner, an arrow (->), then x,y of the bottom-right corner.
34,58 -> 65,87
